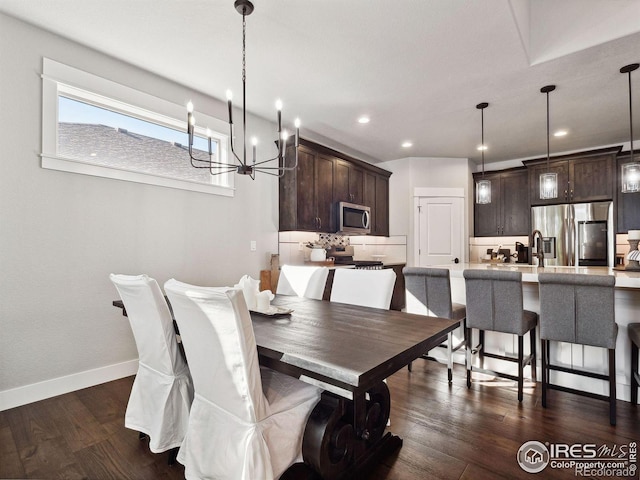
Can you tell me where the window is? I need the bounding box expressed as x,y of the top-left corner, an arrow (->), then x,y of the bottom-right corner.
41,58 -> 233,196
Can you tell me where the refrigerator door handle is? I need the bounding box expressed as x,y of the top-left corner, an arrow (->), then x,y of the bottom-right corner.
568,204 -> 575,266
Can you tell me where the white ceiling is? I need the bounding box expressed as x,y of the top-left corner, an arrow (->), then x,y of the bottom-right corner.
1,0 -> 639,166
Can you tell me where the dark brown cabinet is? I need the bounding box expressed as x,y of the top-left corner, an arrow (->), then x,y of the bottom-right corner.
334,159 -> 364,205
280,139 -> 391,235
525,147 -> 619,206
616,150 -> 640,233
473,168 -> 529,237
364,171 -> 390,237
279,144 -> 334,232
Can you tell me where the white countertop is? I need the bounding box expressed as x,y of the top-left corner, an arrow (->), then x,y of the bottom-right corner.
436,263 -> 640,289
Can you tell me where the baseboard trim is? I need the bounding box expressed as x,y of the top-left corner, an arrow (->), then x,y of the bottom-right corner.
0,359 -> 139,411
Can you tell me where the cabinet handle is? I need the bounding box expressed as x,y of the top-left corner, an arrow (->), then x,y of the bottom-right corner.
570,189 -> 573,200
318,216 -> 322,230
564,189 -> 568,201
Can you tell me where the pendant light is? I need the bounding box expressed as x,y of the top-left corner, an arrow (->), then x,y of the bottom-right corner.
539,85 -> 558,200
475,102 -> 491,204
621,63 -> 640,193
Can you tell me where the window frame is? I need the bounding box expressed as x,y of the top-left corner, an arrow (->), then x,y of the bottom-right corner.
41,58 -> 234,196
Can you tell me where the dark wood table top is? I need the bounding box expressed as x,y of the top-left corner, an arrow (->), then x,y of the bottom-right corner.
252,295 -> 459,394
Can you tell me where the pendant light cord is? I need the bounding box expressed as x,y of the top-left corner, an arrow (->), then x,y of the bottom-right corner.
242,11 -> 247,164
546,89 -> 550,170
481,106 -> 485,178
628,68 -> 635,163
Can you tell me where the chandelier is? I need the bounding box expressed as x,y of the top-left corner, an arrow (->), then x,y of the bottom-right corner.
475,102 -> 491,204
186,0 -> 299,179
539,85 -> 558,200
621,63 -> 639,193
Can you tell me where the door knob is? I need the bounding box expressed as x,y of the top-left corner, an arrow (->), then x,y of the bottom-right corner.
452,258 -> 460,264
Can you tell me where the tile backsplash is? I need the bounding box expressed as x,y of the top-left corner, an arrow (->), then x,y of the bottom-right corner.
278,232 -> 407,265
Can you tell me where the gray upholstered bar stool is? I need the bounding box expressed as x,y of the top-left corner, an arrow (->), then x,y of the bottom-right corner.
463,269 -> 537,402
538,273 -> 618,425
627,323 -> 639,405
403,267 -> 466,383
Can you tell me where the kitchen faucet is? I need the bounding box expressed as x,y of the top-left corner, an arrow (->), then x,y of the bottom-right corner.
531,229 -> 544,267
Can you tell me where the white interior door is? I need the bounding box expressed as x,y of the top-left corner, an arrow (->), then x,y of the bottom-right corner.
416,196 -> 463,266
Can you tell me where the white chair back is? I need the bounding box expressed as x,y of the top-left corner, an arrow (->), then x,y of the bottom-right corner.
276,265 -> 329,300
110,273 -> 186,378
330,268 -> 396,309
109,273 -> 193,453
164,279 -> 268,422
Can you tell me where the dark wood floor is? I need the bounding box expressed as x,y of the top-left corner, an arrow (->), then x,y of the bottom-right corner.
1,362 -> 638,479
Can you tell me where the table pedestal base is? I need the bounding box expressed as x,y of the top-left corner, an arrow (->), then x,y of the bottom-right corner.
283,381 -> 401,479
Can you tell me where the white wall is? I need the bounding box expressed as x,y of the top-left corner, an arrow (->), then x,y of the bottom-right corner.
0,13 -> 281,409
379,156 -> 474,266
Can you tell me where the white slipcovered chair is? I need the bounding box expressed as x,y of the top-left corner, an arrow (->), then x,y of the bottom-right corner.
109,274 -> 193,457
164,278 -> 323,480
329,268 -> 396,309
276,265 -> 330,300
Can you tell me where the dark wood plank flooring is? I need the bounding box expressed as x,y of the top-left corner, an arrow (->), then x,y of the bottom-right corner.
1,362 -> 637,479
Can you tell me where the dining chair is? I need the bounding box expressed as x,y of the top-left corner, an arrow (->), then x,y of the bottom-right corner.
329,268 -> 396,309
403,267 -> 466,383
109,274 -> 193,462
164,279 -> 323,480
463,269 -> 537,402
276,264 -> 330,300
538,273 -> 618,425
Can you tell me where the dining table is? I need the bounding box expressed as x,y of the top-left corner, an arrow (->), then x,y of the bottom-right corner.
113,293 -> 460,479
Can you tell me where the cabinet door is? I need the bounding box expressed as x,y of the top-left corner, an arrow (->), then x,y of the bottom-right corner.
334,159 -> 364,205
278,144 -> 298,231
501,170 -> 530,236
569,155 -> 614,202
364,171 -> 377,234
529,161 -> 570,205
316,154 -> 334,232
296,147 -> 319,231
333,159 -> 350,203
473,173 -> 501,236
349,166 -> 364,204
375,175 -> 389,236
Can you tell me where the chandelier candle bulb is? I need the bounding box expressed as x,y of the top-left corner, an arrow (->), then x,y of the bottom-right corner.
252,137 -> 257,163
295,118 -> 300,147
226,90 -> 233,124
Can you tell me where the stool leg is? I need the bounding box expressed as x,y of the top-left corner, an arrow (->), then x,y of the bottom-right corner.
609,349 -> 616,426
632,340 -> 638,405
530,327 -> 537,383
541,339 -> 548,408
447,331 -> 453,384
466,327 -> 472,388
479,330 -> 485,368
407,361 -> 413,372
518,335 -> 524,402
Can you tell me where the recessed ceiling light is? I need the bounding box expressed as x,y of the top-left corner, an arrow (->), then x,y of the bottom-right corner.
477,144 -> 488,151
554,130 -> 568,137
358,116 -> 370,124
90,153 -> 97,156
401,141 -> 413,148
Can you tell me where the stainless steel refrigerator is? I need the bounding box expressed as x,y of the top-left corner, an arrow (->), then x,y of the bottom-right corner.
530,201 -> 613,267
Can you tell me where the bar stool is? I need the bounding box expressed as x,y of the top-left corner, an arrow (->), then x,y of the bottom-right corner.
403,267 -> 466,383
627,323 -> 639,405
538,273 -> 618,425
463,269 -> 537,402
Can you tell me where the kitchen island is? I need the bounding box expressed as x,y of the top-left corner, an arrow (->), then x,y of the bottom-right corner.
432,263 -> 640,402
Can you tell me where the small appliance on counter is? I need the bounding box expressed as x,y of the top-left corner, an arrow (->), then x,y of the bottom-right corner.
515,242 -> 529,264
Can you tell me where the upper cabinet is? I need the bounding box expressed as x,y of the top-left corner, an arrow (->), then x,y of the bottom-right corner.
363,171 -> 390,237
525,147 -> 620,206
473,168 -> 529,237
334,159 -> 364,205
617,149 -> 640,233
279,139 -> 391,235
279,144 -> 334,232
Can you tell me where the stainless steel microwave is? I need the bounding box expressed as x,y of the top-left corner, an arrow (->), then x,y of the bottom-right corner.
337,202 -> 371,234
